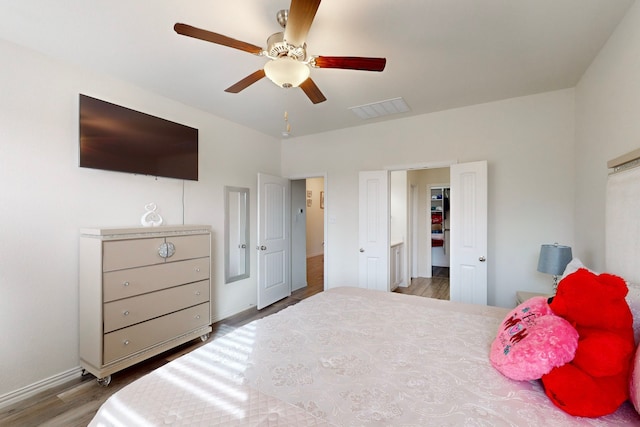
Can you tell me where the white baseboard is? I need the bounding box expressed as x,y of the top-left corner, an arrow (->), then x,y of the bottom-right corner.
0,366 -> 83,410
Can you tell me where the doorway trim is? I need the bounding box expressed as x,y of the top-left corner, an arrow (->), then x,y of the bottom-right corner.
410,183 -> 418,279
286,171 -> 328,292
385,160 -> 457,289
384,160 -> 456,172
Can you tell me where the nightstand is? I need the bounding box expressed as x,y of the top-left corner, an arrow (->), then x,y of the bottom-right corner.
515,290 -> 551,306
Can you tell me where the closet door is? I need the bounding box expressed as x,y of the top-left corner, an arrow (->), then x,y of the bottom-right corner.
449,161 -> 487,305
358,170 -> 389,291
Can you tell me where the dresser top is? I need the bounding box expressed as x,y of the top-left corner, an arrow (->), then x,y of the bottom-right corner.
80,224 -> 211,239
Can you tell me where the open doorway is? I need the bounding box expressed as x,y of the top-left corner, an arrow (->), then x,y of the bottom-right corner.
363,161 -> 486,304
392,168 -> 450,300
430,185 -> 450,278
291,177 -> 325,296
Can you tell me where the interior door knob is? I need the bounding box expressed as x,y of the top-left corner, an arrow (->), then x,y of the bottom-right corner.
359,248 -> 365,253
479,256 -> 486,262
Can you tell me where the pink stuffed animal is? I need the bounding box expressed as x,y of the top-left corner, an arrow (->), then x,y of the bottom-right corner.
491,296 -> 578,381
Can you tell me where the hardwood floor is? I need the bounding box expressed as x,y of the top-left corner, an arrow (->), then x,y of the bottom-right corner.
306,254 -> 324,288
395,267 -> 450,300
0,255 -> 448,427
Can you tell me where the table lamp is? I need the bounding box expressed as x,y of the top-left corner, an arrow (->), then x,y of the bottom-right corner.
537,243 -> 572,292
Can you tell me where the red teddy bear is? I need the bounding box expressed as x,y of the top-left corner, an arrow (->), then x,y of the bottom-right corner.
541,268 -> 635,417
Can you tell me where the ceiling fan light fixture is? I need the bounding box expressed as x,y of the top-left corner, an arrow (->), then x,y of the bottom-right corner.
264,57 -> 310,88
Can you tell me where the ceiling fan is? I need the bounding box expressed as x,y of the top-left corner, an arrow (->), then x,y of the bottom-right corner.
174,0 -> 386,104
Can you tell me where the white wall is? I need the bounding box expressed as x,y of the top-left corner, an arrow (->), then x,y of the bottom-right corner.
390,170 -> 407,245
305,177 -> 324,257
390,170 -> 408,286
0,39 -> 280,399
291,180 -> 307,291
7,0 -> 638,402
282,89 -> 576,308
574,0 -> 640,272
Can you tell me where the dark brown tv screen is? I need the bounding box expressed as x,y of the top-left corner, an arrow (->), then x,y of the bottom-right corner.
79,94 -> 198,181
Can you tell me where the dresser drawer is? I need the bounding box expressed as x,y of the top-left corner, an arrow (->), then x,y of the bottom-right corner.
166,234 -> 210,262
103,302 -> 210,364
103,280 -> 210,333
103,258 -> 210,302
102,234 -> 210,272
103,237 -> 166,272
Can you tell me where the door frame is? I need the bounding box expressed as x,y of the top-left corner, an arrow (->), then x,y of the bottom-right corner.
388,160 -> 488,304
410,183 -> 419,279
286,172 -> 328,292
385,161 -> 457,291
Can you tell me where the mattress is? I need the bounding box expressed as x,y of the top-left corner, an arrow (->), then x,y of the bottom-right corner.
89,287 -> 640,426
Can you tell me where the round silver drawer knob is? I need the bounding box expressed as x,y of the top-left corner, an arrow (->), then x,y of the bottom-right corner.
195,315 -> 201,320
158,242 -> 176,258
195,268 -> 200,272
195,291 -> 201,296
123,340 -> 130,345
123,310 -> 130,316
123,281 -> 130,287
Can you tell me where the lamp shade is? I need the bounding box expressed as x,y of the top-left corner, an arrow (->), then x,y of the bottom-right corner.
537,244 -> 573,276
264,57 -> 310,88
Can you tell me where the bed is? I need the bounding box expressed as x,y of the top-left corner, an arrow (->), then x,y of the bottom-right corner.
88,286 -> 640,426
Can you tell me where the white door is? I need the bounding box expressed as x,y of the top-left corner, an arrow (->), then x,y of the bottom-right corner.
257,173 -> 291,309
358,170 -> 389,291
449,161 -> 488,305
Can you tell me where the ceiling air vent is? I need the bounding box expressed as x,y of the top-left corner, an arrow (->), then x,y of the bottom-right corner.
349,97 -> 410,120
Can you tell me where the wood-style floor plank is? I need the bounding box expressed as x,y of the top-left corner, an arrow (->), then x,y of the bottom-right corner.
0,255 -> 448,426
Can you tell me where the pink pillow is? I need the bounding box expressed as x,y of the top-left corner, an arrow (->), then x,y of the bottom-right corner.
490,296 -> 578,381
631,344 -> 640,414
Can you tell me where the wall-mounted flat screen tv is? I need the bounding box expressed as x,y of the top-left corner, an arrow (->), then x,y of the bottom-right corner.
79,94 -> 198,181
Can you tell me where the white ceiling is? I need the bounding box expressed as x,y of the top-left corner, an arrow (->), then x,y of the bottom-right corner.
0,0 -> 634,138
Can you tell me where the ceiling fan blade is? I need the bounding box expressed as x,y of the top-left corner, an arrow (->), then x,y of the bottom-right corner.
225,70 -> 266,93
299,78 -> 326,104
174,23 -> 263,55
313,56 -> 386,72
283,0 -> 321,47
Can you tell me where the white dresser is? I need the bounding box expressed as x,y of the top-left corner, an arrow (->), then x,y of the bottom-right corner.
79,225 -> 212,385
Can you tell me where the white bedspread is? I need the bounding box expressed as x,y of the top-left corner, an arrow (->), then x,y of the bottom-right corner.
89,287 -> 640,426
